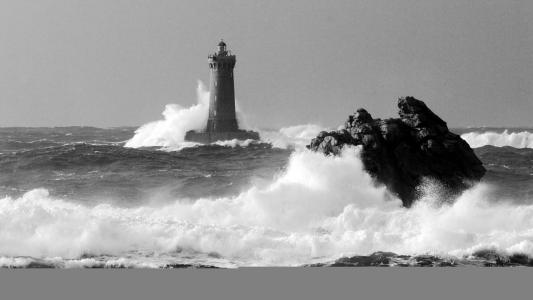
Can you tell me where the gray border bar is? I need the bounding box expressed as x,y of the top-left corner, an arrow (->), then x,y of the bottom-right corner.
1,268 -> 532,300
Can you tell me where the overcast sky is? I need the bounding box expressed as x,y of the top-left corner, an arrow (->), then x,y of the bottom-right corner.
0,0 -> 531,128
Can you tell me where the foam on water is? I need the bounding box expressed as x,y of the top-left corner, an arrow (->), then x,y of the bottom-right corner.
4,79 -> 533,267
260,124 -> 326,150
126,85 -> 533,152
2,147 -> 533,267
461,130 -> 533,148
124,81 -> 326,150
124,81 -> 210,149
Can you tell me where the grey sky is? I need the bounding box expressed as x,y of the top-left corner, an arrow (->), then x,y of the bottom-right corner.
0,0 -> 531,128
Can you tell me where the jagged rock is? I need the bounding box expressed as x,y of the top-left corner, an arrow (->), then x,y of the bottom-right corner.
331,252 -> 397,267
307,96 -> 486,207
509,253 -> 532,266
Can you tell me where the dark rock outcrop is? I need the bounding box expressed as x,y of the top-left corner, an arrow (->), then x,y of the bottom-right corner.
307,250 -> 533,267
307,96 -> 486,207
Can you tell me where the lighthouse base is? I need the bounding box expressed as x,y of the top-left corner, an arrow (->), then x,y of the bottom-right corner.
185,130 -> 260,144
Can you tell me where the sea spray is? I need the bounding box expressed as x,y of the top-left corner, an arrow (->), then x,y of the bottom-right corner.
461,130 -> 533,148
124,81 -> 210,148
126,89 -> 533,151
123,79 -> 328,150
260,124 -> 326,150
125,81 -> 258,150
2,147 -> 533,267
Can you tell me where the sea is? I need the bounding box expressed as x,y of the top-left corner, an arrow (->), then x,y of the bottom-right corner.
1,88 -> 532,268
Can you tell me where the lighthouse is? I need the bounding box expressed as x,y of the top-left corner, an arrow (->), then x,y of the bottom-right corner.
185,40 -> 259,143
206,40 -> 238,132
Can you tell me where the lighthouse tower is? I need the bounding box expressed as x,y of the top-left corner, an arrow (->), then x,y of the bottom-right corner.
206,40 -> 238,132
185,40 -> 259,143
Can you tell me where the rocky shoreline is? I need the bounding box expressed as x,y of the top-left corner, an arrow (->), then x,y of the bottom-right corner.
308,250 -> 533,267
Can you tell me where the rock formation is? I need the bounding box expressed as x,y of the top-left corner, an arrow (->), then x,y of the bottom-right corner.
307,96 -> 486,207
307,250 -> 533,267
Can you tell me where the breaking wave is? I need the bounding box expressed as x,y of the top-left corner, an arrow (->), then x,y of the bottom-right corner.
124,81 -> 326,150
125,81 -> 256,150
2,147 -> 533,267
124,81 -> 210,149
260,124 -> 326,150
461,130 -> 533,148
125,86 -> 533,152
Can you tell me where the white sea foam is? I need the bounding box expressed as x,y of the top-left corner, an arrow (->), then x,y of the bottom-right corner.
124,81 -> 328,150
212,139 -> 256,147
125,81 -> 258,150
1,147 -> 532,267
127,85 -> 533,152
259,124 -> 326,150
461,130 -> 533,148
125,81 -> 210,148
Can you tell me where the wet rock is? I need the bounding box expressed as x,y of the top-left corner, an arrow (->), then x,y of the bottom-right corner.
25,261 -> 56,268
509,253 -> 533,266
472,249 -> 513,267
316,251 -> 533,268
472,249 -> 506,261
437,261 -> 456,267
328,252 -> 461,267
331,252 -> 396,267
410,255 -> 457,267
307,96 -> 486,207
164,264 -> 219,269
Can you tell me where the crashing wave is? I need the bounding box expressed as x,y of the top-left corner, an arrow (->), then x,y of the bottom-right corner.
124,81 -> 327,151
259,124 -> 326,150
124,81 -> 210,149
1,147 -> 533,267
461,130 -> 533,148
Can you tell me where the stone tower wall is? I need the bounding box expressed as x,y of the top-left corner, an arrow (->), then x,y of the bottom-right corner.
206,55 -> 238,132
184,41 -> 260,143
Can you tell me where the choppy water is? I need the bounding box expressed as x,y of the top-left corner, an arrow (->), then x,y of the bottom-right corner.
1,125 -> 533,268
0,127 -> 290,205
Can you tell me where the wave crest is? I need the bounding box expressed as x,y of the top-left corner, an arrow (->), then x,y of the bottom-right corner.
2,147 -> 533,266
124,81 -> 327,150
124,81 -> 210,149
461,130 -> 533,148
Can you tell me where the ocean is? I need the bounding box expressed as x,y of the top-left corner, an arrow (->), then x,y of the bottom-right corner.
0,84 -> 532,268
0,123 -> 532,268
